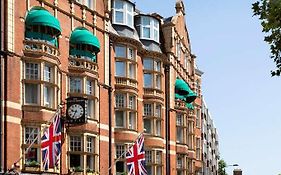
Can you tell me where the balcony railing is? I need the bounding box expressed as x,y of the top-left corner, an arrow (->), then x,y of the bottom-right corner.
143,88 -> 163,99
175,99 -> 186,109
23,39 -> 60,58
69,55 -> 98,74
115,77 -> 138,89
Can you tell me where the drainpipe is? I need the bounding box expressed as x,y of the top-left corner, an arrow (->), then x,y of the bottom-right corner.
164,64 -> 170,175
0,0 -> 3,172
108,40 -> 113,175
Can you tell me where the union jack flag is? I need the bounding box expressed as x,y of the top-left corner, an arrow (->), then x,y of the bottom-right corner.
41,111 -> 62,170
126,134 -> 147,175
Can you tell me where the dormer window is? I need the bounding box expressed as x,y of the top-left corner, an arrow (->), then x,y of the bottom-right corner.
138,16 -> 159,43
112,0 -> 134,28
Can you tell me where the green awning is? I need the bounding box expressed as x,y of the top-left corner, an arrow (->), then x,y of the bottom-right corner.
175,93 -> 185,100
25,6 -> 61,35
186,103 -> 194,110
70,27 -> 100,53
175,77 -> 197,103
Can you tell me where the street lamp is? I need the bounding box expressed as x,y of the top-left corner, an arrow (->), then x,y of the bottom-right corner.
227,164 -> 239,167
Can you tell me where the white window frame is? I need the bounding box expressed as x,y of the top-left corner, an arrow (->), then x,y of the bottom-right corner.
112,0 -> 134,28
25,62 -> 40,80
139,16 -> 159,42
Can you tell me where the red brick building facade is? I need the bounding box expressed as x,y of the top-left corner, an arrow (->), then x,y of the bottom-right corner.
0,0 -> 203,174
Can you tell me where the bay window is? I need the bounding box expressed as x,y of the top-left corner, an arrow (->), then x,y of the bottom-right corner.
68,77 -> 98,120
24,62 -> 57,108
177,154 -> 188,175
145,150 -> 163,175
112,0 -> 134,28
115,93 -> 137,130
138,16 -> 159,42
115,44 -> 137,80
115,144 -> 128,174
143,103 -> 162,136
68,134 -> 98,173
69,77 -> 82,93
176,113 -> 187,144
143,58 -> 162,89
23,126 -> 40,168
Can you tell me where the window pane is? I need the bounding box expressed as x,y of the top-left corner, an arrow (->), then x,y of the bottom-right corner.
146,166 -> 152,175
144,104 -> 152,116
44,86 -> 53,108
115,45 -> 126,57
87,99 -> 94,118
155,61 -> 161,72
155,105 -> 161,118
25,83 -> 38,104
87,136 -> 94,153
85,0 -> 94,9
145,151 -> 152,163
156,120 -> 161,136
156,151 -> 162,164
70,77 -> 82,93
127,13 -> 133,27
115,11 -> 124,23
129,63 -> 136,79
128,47 -> 135,60
25,63 -> 39,80
128,95 -> 135,109
144,119 -> 151,133
154,28 -> 159,42
177,128 -> 183,143
115,61 -> 126,77
142,16 -> 150,26
44,65 -> 51,82
116,161 -> 125,173
70,154 -> 81,168
25,127 -> 39,144
86,80 -> 93,95
143,59 -> 153,70
115,94 -> 125,108
70,136 -> 82,151
157,166 -> 162,175
144,73 -> 152,88
143,27 -> 150,38
86,155 -> 94,171
115,111 -> 125,127
156,74 -> 161,89
25,148 -> 39,163
114,0 -> 123,10
129,112 -> 136,130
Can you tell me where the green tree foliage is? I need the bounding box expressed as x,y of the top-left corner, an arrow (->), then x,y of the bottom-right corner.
252,0 -> 281,76
218,159 -> 228,175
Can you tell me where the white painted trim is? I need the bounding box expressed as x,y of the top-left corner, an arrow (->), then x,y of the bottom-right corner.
6,101 -> 21,110
4,115 -> 21,125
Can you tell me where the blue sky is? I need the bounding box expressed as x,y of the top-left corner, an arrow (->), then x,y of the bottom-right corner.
136,0 -> 281,175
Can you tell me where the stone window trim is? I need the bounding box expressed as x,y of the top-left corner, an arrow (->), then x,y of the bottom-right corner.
112,0 -> 134,28
23,61 -> 59,109
143,57 -> 163,90
67,133 -> 99,173
176,153 -> 188,175
114,44 -> 137,81
145,149 -> 163,175
176,112 -> 188,144
68,75 -> 99,120
114,92 -> 138,130
143,102 -> 163,137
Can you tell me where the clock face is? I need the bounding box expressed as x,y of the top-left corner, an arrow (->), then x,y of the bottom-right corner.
67,104 -> 84,119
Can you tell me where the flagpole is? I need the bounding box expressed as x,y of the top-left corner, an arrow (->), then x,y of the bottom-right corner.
9,103 -> 64,172
107,131 -> 144,172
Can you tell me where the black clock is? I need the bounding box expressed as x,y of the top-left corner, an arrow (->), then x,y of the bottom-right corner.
66,97 -> 87,124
